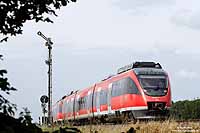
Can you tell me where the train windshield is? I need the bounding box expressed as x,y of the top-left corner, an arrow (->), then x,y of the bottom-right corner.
138,75 -> 168,96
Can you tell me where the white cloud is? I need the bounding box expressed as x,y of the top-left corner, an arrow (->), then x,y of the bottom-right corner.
176,69 -> 199,79
112,0 -> 174,13
171,9 -> 200,30
170,0 -> 200,30
174,49 -> 200,56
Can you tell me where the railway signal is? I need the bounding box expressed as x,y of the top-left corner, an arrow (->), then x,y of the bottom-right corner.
40,95 -> 48,125
37,31 -> 53,125
40,95 -> 48,103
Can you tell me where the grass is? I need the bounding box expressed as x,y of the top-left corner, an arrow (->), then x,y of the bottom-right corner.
40,120 -> 200,133
76,120 -> 200,133
41,125 -> 58,132
41,124 -> 81,133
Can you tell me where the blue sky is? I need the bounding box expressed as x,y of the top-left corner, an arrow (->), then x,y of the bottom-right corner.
1,0 -> 200,122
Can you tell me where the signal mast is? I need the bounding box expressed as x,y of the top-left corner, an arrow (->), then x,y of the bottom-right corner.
37,31 -> 53,125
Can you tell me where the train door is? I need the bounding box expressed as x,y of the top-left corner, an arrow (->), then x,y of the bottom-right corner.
73,91 -> 78,121
91,84 -> 96,119
96,87 -> 101,115
87,90 -> 92,118
107,83 -> 112,114
65,99 -> 69,122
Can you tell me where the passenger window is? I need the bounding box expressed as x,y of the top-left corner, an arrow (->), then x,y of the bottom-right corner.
100,89 -> 108,105
111,77 -> 140,97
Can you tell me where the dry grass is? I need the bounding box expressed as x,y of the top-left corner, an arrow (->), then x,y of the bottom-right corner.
76,120 -> 200,133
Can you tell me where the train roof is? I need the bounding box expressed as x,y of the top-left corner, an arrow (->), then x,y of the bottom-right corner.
101,61 -> 164,82
117,62 -> 162,74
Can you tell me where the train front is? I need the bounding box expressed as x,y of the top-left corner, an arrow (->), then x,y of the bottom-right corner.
132,63 -> 171,119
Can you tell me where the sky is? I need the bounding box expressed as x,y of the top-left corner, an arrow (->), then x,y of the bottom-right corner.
1,0 -> 200,122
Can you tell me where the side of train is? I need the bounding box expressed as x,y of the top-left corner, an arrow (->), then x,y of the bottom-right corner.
52,62 -> 171,123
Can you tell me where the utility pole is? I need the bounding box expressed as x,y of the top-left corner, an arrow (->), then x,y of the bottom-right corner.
37,31 -> 53,125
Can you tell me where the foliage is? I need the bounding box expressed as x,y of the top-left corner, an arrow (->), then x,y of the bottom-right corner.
52,127 -> 81,133
0,0 -> 76,42
19,107 -> 33,126
170,98 -> 200,120
0,55 -> 17,116
0,112 -> 42,133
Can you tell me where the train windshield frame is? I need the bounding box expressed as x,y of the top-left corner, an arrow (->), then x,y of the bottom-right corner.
138,75 -> 168,97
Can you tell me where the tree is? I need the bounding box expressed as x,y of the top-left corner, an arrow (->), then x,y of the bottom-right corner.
170,99 -> 200,120
18,107 -> 32,126
0,55 -> 17,116
0,0 -> 76,42
0,112 -> 42,133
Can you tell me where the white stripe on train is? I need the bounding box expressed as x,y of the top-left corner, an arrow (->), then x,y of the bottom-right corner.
61,106 -> 148,120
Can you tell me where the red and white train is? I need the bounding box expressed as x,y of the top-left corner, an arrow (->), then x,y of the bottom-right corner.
52,62 -> 171,123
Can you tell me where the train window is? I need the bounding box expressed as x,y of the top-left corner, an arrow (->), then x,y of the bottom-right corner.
65,102 -> 67,113
86,92 -> 101,108
77,96 -> 87,110
93,92 -> 97,107
83,97 -> 86,109
66,103 -> 68,113
100,89 -> 108,105
83,96 -> 86,109
111,77 -> 140,97
126,78 -> 140,94
68,101 -> 72,112
71,102 -> 73,112
65,100 -> 71,113
87,94 -> 92,108
59,103 -> 62,113
78,98 -> 81,110
78,99 -> 81,110
87,92 -> 98,108
138,75 -> 168,96
66,102 -> 69,112
79,99 -> 81,111
69,102 -> 72,112
62,102 -> 66,113
75,99 -> 79,112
